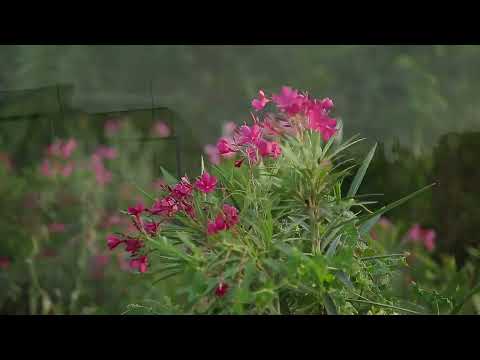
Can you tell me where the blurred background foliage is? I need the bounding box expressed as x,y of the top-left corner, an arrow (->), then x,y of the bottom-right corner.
1,45 -> 479,313
2,46 -> 480,148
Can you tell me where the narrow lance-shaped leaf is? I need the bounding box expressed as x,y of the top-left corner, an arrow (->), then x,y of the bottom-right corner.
323,183 -> 435,239
161,166 -> 178,185
358,213 -> 382,237
358,183 -> 436,226
323,293 -> 338,315
347,142 -> 377,198
325,234 -> 342,257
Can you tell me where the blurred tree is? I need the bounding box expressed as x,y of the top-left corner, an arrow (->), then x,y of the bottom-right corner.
433,132 -> 480,264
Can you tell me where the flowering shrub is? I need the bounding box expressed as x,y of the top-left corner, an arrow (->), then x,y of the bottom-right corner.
0,118 -> 172,314
109,87 -> 433,315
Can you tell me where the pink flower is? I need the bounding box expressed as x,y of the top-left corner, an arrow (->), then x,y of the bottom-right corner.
207,214 -> 228,236
149,196 -> 179,216
207,220 -> 220,235
0,256 -> 11,270
207,204 -> 239,235
270,142 -> 282,158
195,172 -> 218,193
407,224 -> 437,252
217,138 -> 236,157
181,201 -> 196,219
61,139 -> 77,159
320,97 -> 334,111
95,169 -> 112,185
257,140 -> 282,159
307,102 -> 337,142
129,256 -> 148,273
107,234 -> 124,250
128,202 -> 145,217
261,117 -> 282,136
105,119 -> 122,137
172,177 -> 193,200
47,140 -> 63,157
95,146 -> 118,160
152,121 -> 171,138
47,139 -> 77,159
48,223 -> 66,233
91,154 -> 112,185
272,86 -> 305,116
204,144 -> 221,165
257,139 -> 272,157
215,282 -> 229,297
252,90 -> 270,111
407,224 -> 423,243
222,122 -> 237,137
143,221 -> 159,236
60,162 -> 74,177
124,238 -> 143,253
238,124 -> 262,146
222,204 -> 239,228
40,159 -> 54,177
423,229 -> 437,252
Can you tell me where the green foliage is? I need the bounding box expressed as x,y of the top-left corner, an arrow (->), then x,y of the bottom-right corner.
369,220 -> 480,314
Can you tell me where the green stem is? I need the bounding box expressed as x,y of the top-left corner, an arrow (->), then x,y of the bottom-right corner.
360,253 -> 407,261
345,298 -> 420,314
27,236 -> 49,314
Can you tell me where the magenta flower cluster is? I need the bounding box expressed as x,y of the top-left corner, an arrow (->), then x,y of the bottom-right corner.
107,170 -> 239,274
407,224 -> 437,252
204,86 -> 338,166
90,145 -> 117,186
207,204 -> 239,235
40,138 -> 77,178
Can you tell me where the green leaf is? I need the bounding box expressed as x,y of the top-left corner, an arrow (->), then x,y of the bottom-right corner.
325,234 -> 342,257
347,143 -> 377,198
152,271 -> 182,285
334,270 -> 355,290
325,135 -> 364,161
358,213 -> 382,237
358,183 -> 436,226
323,293 -> 338,315
161,166 -> 178,185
